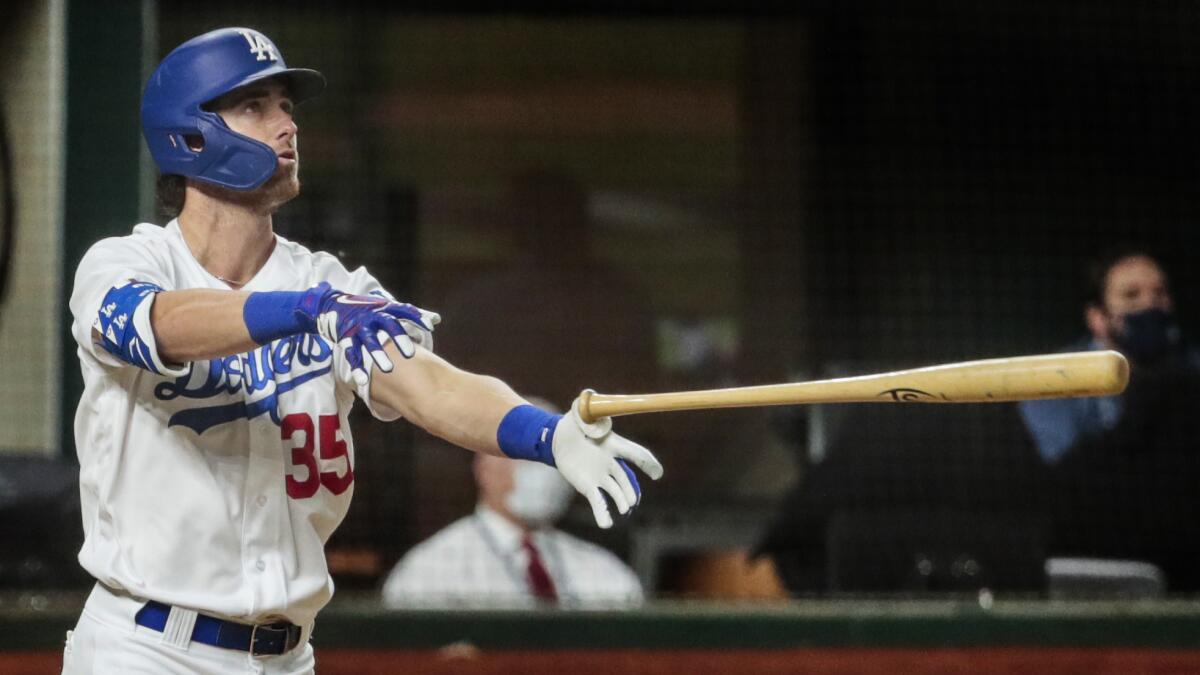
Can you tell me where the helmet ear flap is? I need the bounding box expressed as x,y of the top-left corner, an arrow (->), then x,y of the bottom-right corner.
146,115 -> 277,192
192,116 -> 280,191
154,130 -> 204,162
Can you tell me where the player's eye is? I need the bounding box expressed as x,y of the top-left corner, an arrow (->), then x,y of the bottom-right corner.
243,100 -> 263,115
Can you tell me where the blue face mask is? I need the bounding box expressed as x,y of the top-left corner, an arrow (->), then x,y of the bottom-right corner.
1115,307 -> 1180,364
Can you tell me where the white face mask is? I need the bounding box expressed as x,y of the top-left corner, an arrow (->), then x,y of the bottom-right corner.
505,461 -> 574,527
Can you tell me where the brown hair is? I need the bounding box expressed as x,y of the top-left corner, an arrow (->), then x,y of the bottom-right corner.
156,173 -> 186,220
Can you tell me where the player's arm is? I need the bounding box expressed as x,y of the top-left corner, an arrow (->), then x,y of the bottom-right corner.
86,281 -> 247,375
368,347 -> 526,456
92,280 -> 435,378
369,344 -> 664,528
150,289 -> 257,363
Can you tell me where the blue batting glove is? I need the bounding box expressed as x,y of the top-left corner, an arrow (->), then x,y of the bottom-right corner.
297,282 -> 439,387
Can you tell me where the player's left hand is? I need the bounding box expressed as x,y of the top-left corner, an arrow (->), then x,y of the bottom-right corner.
297,282 -> 440,387
552,395 -> 664,529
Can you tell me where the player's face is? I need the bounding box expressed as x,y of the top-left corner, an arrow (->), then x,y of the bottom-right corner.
211,79 -> 301,205
1102,255 -> 1172,320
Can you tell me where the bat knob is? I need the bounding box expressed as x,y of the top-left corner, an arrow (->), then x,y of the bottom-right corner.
575,389 -> 596,424
570,390 -> 612,438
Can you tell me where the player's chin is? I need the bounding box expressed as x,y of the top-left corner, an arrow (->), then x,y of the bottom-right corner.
264,165 -> 301,201
276,159 -> 299,183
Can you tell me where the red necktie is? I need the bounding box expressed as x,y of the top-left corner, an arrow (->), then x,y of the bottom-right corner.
522,535 -> 558,603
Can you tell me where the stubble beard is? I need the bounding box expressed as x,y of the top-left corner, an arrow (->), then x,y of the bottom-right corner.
261,161 -> 301,212
198,161 -> 300,215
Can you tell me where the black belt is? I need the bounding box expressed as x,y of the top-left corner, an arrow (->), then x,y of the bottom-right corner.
134,601 -> 303,656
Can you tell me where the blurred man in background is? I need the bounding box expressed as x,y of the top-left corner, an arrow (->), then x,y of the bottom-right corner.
383,400 -> 644,609
1019,250 -> 1200,463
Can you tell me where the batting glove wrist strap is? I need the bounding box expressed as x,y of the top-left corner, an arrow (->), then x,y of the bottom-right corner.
243,289 -> 310,344
497,405 -> 562,466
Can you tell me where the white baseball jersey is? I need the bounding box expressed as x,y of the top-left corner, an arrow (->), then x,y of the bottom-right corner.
69,219 -> 401,628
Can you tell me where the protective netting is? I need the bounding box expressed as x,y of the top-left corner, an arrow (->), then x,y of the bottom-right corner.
142,2 -> 1200,600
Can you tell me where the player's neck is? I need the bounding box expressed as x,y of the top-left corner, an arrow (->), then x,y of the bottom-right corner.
178,198 -> 276,290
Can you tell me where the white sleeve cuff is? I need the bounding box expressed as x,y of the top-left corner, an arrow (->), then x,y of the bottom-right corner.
133,293 -> 190,377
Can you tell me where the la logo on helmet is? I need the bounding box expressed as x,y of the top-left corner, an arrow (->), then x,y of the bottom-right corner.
236,29 -> 277,62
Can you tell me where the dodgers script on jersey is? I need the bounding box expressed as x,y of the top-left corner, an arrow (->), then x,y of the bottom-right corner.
69,220 -> 404,628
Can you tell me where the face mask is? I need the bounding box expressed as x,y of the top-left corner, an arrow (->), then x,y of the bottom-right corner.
505,461 -> 574,527
1114,307 -> 1180,364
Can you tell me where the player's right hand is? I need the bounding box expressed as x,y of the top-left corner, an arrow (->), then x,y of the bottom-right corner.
296,282 -> 440,387
551,396 -> 664,529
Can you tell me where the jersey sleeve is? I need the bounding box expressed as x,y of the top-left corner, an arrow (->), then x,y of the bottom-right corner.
69,233 -> 188,377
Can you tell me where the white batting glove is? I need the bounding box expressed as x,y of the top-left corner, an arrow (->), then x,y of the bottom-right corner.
552,394 -> 664,529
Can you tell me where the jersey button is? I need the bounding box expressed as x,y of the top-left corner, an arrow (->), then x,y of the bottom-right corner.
256,495 -> 267,507
255,559 -> 266,572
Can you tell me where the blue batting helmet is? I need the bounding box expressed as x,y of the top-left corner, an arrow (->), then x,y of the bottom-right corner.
140,27 -> 325,191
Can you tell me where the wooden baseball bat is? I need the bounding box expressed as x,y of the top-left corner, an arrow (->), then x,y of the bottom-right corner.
577,350 -> 1129,423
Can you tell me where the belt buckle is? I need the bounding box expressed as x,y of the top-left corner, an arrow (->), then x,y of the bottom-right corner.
250,622 -> 298,656
249,623 -> 282,657
249,623 -> 263,656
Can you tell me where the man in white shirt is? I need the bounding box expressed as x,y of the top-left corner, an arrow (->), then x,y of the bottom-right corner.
383,450 -> 644,609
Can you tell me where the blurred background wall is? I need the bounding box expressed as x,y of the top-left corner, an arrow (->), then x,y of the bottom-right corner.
0,1 -> 64,455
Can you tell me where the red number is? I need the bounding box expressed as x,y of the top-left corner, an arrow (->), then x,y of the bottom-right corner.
318,414 -> 354,495
283,413 -> 320,499
283,413 -> 355,499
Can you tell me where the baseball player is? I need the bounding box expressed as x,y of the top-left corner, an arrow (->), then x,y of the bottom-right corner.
62,27 -> 662,674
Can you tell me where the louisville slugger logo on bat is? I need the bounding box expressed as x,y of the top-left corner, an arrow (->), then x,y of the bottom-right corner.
878,387 -> 946,402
